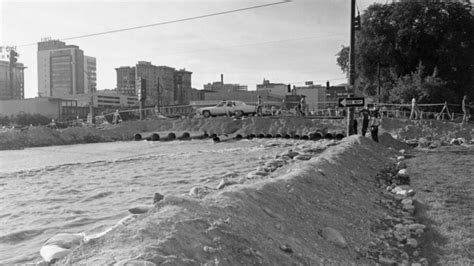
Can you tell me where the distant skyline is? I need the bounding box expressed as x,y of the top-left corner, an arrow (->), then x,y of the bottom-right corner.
1,0 -> 382,98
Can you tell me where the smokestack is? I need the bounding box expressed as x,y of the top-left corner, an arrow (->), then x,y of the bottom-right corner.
221,74 -> 224,91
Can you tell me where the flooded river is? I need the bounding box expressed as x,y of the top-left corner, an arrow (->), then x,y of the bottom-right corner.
0,138 -> 330,264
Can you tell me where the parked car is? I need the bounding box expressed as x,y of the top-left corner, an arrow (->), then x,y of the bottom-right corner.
197,100 -> 256,117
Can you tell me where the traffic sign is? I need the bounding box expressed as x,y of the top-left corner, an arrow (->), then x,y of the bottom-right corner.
338,97 -> 365,107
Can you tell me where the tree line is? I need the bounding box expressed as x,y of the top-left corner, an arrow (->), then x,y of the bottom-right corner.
336,1 -> 474,107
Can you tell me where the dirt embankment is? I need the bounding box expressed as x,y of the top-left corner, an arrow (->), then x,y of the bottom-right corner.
1,116 -> 472,151
64,136 -> 401,265
0,117 -> 345,150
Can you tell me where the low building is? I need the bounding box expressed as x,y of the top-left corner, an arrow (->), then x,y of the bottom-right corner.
0,97 -> 77,120
203,82 -> 248,92
326,85 -> 349,109
203,90 -> 283,106
187,88 -> 206,102
256,79 -> 289,97
74,90 -> 139,108
293,84 -> 326,112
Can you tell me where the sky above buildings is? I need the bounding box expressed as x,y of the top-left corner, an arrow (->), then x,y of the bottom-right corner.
1,0 -> 383,98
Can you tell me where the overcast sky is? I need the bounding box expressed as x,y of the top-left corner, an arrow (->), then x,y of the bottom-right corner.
1,0 -> 382,98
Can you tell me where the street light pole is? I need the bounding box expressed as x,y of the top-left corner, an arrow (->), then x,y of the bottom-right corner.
347,0 -> 356,136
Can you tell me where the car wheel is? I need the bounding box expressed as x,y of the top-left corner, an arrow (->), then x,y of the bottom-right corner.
235,110 -> 244,118
203,110 -> 211,118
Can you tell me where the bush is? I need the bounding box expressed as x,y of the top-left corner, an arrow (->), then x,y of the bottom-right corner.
14,113 -> 51,126
83,133 -> 101,143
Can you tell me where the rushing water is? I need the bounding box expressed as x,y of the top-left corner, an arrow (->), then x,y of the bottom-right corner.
0,138 -> 326,264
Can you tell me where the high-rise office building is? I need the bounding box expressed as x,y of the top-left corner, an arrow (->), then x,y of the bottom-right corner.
116,61 -> 192,106
0,60 -> 25,100
37,39 -> 96,97
115,66 -> 136,96
84,56 -> 96,94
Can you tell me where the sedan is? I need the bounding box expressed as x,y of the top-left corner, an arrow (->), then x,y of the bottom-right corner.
197,100 -> 256,118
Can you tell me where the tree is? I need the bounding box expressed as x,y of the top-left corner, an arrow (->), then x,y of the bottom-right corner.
336,46 -> 349,74
336,1 -> 474,103
389,63 -> 448,104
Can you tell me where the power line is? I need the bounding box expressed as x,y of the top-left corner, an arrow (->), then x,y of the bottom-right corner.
149,34 -> 345,56
18,1 -> 292,47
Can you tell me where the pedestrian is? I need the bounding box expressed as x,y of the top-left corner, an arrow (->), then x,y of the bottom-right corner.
462,94 -> 470,123
410,97 -> 420,120
353,118 -> 358,135
271,106 -> 277,116
359,107 -> 370,136
48,119 -> 58,130
299,95 -> 307,116
256,95 -> 263,116
280,98 -> 286,111
370,107 -> 381,142
112,109 -> 122,124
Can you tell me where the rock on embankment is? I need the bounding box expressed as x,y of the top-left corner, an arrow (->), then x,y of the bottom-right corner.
63,136 -> 405,265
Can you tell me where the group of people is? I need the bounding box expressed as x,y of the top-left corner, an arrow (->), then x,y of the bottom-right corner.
411,95 -> 471,123
357,106 -> 381,142
255,95 -> 307,117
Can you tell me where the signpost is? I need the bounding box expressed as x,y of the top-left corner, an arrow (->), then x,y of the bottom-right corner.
338,97 -> 365,108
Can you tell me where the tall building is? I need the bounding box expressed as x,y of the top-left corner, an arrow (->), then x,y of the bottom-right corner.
115,66 -> 136,96
174,69 -> 192,105
116,61 -> 192,106
37,39 -> 96,97
84,56 -> 96,94
0,60 -> 25,100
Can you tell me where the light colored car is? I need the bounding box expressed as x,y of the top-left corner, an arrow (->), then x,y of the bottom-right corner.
197,100 -> 256,118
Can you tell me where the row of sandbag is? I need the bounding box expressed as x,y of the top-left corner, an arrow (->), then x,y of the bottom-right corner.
134,130 -> 345,143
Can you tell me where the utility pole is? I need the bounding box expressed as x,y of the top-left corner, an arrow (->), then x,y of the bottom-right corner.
377,62 -> 381,104
157,77 -> 160,108
347,0 -> 356,136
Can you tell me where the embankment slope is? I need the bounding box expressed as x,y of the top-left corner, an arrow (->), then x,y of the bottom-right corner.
63,136 -> 398,265
0,117 -> 344,150
1,116 -> 472,151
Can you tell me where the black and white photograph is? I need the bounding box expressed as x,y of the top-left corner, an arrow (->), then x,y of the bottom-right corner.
0,0 -> 473,264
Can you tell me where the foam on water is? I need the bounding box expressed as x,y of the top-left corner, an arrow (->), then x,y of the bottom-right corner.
0,138 -> 329,263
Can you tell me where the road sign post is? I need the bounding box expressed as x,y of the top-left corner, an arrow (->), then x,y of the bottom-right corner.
338,97 -> 365,108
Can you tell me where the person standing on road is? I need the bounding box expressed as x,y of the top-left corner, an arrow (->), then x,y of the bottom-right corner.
462,94 -> 470,123
410,97 -> 420,120
256,95 -> 263,116
359,107 -> 370,136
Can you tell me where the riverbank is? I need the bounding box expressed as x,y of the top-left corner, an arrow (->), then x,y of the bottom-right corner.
1,116 -> 472,151
0,116 -> 345,151
62,136 -> 401,264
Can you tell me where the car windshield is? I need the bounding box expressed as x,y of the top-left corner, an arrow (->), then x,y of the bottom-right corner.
216,102 -> 225,107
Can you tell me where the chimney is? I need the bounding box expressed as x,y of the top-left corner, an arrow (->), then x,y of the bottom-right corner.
221,74 -> 224,91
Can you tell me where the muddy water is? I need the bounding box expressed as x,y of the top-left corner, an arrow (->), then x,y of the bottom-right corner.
0,138 -> 332,264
